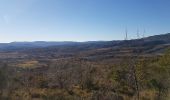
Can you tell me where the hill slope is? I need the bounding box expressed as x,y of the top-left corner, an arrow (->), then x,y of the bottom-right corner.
0,33 -> 170,60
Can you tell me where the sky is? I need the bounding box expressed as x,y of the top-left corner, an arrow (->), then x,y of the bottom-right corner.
0,0 -> 170,42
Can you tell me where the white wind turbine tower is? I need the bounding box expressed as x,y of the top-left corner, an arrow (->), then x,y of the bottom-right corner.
143,28 -> 146,38
125,28 -> 128,40
137,28 -> 140,39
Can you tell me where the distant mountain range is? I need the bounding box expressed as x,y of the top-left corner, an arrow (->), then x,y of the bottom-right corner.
0,41 -> 79,51
0,33 -> 170,54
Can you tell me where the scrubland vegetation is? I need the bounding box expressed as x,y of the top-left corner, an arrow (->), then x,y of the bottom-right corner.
0,48 -> 170,100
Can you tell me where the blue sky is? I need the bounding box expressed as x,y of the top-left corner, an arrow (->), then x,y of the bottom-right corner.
0,0 -> 170,42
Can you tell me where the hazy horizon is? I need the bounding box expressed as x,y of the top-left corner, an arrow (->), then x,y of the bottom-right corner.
0,0 -> 170,42
0,32 -> 168,43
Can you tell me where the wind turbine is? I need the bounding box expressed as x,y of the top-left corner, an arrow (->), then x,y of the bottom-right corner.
125,28 -> 128,40
137,28 -> 140,39
143,28 -> 146,38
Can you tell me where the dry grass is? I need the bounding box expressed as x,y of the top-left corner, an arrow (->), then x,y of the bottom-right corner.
18,60 -> 39,68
